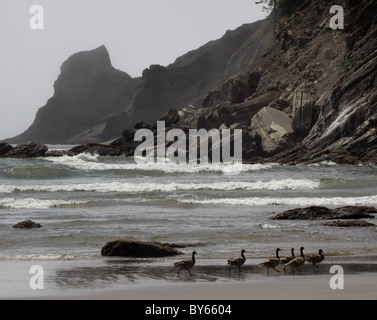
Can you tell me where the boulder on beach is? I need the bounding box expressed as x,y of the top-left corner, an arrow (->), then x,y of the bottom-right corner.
271,206 -> 377,220
250,107 -> 294,156
101,240 -> 183,257
13,220 -> 43,229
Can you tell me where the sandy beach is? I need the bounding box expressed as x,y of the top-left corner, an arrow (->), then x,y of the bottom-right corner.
91,273 -> 377,301
2,258 -> 376,300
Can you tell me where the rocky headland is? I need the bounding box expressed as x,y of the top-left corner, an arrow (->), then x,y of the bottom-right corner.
6,18 -> 274,145
2,0 -> 377,166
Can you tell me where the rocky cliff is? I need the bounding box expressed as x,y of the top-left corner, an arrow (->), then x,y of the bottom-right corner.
148,0 -> 377,165
7,18 -> 274,145
8,46 -> 139,144
118,0 -> 377,165
6,0 -> 377,165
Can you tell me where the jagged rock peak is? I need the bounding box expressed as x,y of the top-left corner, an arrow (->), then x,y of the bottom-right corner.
60,45 -> 112,72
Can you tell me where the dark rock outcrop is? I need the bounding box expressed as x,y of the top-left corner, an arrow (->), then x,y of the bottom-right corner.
69,143 -> 123,157
269,144 -> 359,165
272,206 -> 377,221
321,220 -> 376,228
101,240 -> 183,258
2,142 -> 48,158
13,220 -> 42,229
0,143 -> 13,156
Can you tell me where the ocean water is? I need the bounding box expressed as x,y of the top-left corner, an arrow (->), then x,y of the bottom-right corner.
1,146 -> 377,264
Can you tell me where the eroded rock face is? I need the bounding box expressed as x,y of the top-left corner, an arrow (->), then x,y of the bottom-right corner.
250,107 -> 294,156
101,240 -> 183,257
5,1 -> 377,165
291,90 -> 319,138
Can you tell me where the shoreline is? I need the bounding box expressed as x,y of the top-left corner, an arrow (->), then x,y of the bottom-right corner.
2,258 -> 377,300
1,141 -> 377,167
75,272 -> 377,301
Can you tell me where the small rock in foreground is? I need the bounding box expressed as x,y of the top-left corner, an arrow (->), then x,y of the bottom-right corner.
101,240 -> 183,257
13,220 -> 43,229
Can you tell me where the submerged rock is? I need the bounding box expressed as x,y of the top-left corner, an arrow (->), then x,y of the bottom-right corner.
13,220 -> 42,229
272,206 -> 377,220
321,220 -> 376,228
101,240 -> 183,257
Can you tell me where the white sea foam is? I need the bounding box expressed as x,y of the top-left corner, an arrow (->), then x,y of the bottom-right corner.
178,195 -> 377,207
0,253 -> 93,261
43,154 -> 277,173
0,179 -> 320,194
0,198 -> 88,209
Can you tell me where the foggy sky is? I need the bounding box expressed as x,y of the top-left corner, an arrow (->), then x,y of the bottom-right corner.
0,0 -> 265,141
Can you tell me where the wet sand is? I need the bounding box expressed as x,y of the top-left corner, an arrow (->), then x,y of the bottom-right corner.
90,273 -> 377,300
2,259 -> 377,300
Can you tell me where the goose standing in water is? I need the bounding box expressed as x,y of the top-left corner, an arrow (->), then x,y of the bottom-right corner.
173,251 -> 197,276
259,248 -> 281,275
284,247 -> 305,274
227,250 -> 247,274
306,249 -> 325,271
280,248 -> 295,265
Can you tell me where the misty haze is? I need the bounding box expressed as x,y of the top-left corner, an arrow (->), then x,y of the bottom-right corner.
0,0 -> 264,140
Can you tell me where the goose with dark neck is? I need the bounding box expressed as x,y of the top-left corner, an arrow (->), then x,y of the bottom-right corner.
284,247 -> 305,274
173,251 -> 197,276
280,248 -> 295,265
228,249 -> 247,274
259,248 -> 281,275
306,249 -> 325,271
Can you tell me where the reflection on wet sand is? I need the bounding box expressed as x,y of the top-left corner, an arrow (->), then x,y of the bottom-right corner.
54,260 -> 377,290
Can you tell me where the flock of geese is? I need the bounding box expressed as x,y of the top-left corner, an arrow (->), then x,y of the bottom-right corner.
173,248 -> 325,276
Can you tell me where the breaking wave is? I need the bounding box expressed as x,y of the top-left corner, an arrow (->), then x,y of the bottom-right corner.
43,154 -> 277,174
0,179 -> 320,194
0,198 -> 90,209
177,195 -> 377,207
